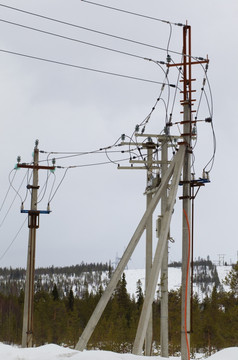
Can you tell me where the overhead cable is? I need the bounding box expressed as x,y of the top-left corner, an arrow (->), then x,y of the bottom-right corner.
0,18 -> 157,62
0,48 -> 177,86
0,217 -> 27,261
0,4 -> 202,59
0,170 -> 17,214
81,0 -> 185,26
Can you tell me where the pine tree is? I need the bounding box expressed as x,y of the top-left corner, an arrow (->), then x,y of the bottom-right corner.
224,262 -> 238,295
67,288 -> 74,312
52,284 -> 59,301
135,279 -> 144,310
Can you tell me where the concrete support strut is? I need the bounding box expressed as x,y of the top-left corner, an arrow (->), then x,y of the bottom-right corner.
132,145 -> 185,355
75,147 -> 184,352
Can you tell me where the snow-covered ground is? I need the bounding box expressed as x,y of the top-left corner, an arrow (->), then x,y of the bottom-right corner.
1,343 -> 238,360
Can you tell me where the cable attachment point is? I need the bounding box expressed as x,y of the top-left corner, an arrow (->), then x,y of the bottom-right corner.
205,117 -> 212,123
166,54 -> 172,63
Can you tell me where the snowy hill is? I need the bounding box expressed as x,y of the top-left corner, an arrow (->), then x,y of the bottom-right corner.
124,264 -> 231,300
0,262 -> 232,300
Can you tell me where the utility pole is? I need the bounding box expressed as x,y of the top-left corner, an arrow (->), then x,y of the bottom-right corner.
17,140 -> 55,347
75,24 -> 210,357
167,25 -> 209,360
22,140 -> 39,348
145,142 -> 155,356
160,136 -> 169,358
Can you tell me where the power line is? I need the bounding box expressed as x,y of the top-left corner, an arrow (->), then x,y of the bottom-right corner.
0,217 -> 27,261
0,48 -> 177,86
0,3 -> 198,58
81,0 -> 185,26
0,18 -> 158,63
0,169 -> 17,214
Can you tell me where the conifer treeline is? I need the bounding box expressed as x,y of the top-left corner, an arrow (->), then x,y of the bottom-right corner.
0,263 -> 237,356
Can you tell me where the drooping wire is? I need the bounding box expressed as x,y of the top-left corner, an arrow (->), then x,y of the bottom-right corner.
202,119 -> 216,173
0,170 -> 28,227
129,22 -> 176,142
0,170 -> 17,214
0,48 -> 172,86
8,169 -> 23,200
199,64 -> 213,117
21,169 -> 32,206
47,172 -> 57,205
37,171 -> 52,204
169,65 -> 182,115
39,136 -> 123,163
0,217 -> 27,261
48,168 -> 69,204
104,148 -> 120,166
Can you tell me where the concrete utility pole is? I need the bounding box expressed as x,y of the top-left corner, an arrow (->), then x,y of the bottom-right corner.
167,25 -> 209,360
181,101 -> 192,360
22,140 -> 39,348
160,137 -> 169,358
75,24 -> 210,356
18,140 -> 55,348
145,143 -> 154,356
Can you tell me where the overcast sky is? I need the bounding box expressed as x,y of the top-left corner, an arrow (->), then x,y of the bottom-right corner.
0,0 -> 237,270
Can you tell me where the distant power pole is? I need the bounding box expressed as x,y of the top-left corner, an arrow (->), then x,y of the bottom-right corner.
17,140 -> 55,348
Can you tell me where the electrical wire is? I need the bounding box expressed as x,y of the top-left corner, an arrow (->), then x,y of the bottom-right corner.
37,171 -> 52,204
48,172 -> 56,205
39,137 -> 123,163
54,153 -> 144,170
0,48 -> 175,86
0,4 -> 205,59
81,0 -> 184,26
200,64 -> 213,117
129,23 -> 175,141
0,18 -> 160,63
8,169 -> 22,200
0,216 -> 27,261
48,168 -> 69,204
0,170 -> 17,214
1,169 -> 28,227
203,120 -> 216,173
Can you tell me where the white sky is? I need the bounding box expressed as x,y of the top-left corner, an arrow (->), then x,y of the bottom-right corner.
0,0 -> 238,269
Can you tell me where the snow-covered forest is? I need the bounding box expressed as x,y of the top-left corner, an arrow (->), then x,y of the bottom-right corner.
0,259 -> 237,357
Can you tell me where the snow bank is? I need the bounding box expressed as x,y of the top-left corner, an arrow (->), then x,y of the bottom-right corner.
1,343 -> 238,360
208,347 -> 238,360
